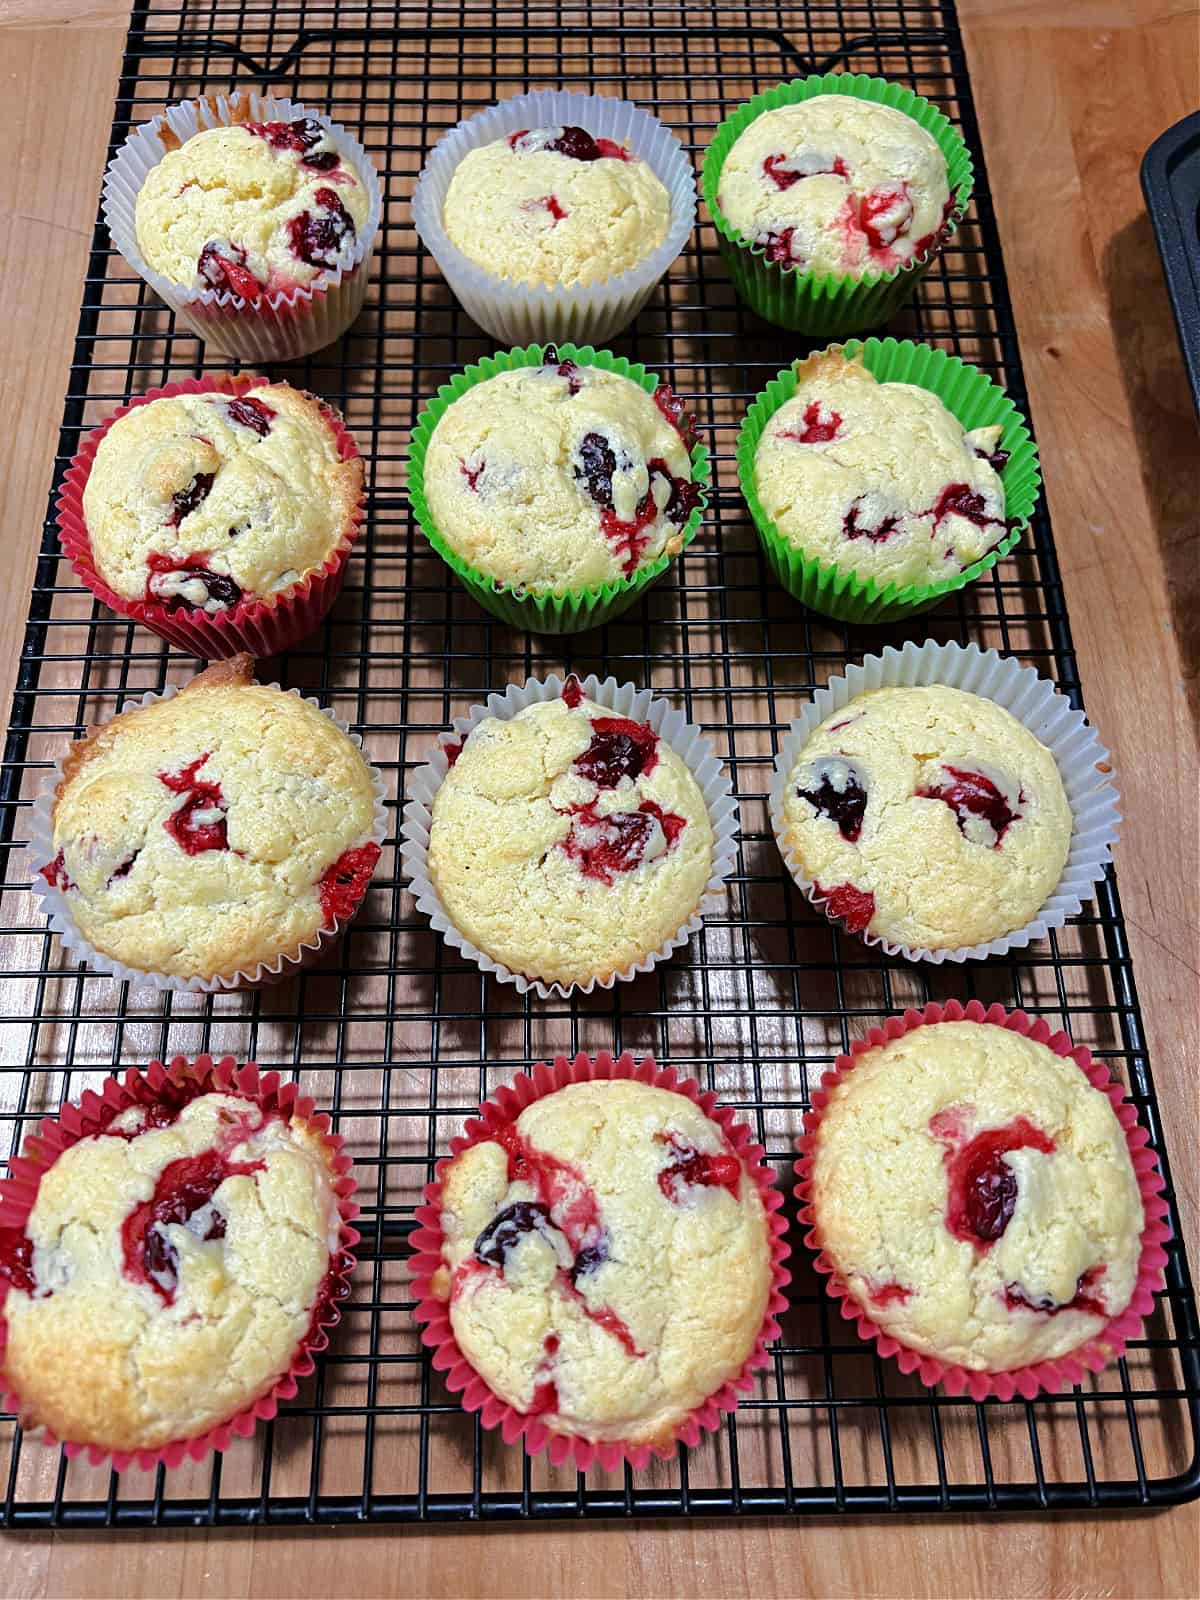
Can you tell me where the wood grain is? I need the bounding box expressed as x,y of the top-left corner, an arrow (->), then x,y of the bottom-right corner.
0,0 -> 1197,1595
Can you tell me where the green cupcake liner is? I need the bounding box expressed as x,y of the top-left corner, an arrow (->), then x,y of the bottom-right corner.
407,343 -> 711,635
701,73 -> 976,336
736,337 -> 1041,624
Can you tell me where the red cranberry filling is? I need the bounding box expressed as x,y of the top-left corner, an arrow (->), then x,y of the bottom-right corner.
972,441 -> 1011,474
474,1200 -> 557,1268
842,500 -> 901,543
288,188 -> 356,268
869,1280 -> 913,1308
0,1229 -> 36,1296
120,1147 -> 264,1303
509,125 -> 628,162
573,434 -> 696,575
560,798 -> 685,884
158,753 -> 229,854
443,738 -> 464,767
859,183 -> 914,250
226,395 -> 275,436
106,849 -> 141,888
246,116 -> 339,170
318,841 -> 381,928
557,1267 -> 642,1356
938,1117 -> 1056,1247
197,240 -> 262,299
39,849 -> 75,893
760,226 -> 798,266
1004,1263 -> 1107,1318
911,194 -> 958,259
523,194 -> 567,223
814,881 -> 875,933
917,766 -> 1021,846
169,471 -> 215,526
542,343 -> 583,395
562,674 -> 584,709
145,552 -> 243,613
652,384 -> 699,450
762,150 -> 849,189
779,400 -> 843,445
574,716 -> 659,787
493,1122 -> 604,1251
796,759 -> 868,842
460,456 -> 484,492
655,1132 -> 741,1204
927,482 -> 1005,534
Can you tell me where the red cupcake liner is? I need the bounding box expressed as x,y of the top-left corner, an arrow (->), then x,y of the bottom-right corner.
0,1054 -> 360,1472
410,1050 -> 792,1472
55,375 -> 364,659
795,998 -> 1171,1403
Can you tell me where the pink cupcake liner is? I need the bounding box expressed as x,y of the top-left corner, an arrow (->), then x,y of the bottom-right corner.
55,375 -> 364,659
410,1050 -> 792,1471
795,998 -> 1171,1403
0,1054 -> 360,1473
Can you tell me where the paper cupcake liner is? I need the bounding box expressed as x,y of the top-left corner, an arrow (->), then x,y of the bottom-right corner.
410,1050 -> 791,1469
738,338 -> 1040,624
408,342 -> 711,633
56,375 -> 364,658
795,999 -> 1170,1402
28,679 -> 389,992
701,73 -> 975,336
412,89 -> 696,346
400,673 -> 740,997
0,1053 -> 361,1471
102,93 -> 383,363
769,640 -> 1120,963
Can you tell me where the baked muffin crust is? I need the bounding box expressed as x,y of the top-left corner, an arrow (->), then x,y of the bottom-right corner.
433,1079 -> 772,1444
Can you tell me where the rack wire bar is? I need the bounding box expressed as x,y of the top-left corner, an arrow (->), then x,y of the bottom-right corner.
0,0 -> 1196,1528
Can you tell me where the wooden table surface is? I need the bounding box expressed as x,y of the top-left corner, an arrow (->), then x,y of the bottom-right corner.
1,1 -> 1197,1595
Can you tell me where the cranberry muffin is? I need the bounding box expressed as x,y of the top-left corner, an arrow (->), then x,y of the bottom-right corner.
441,125 -> 670,289
809,1020 -> 1145,1371
717,95 -> 950,276
38,656 -> 381,982
80,382 -> 362,618
753,349 -> 1009,590
134,115 -> 369,299
422,347 -> 700,592
778,684 -> 1072,949
427,681 -> 714,988
0,1087 -> 343,1453
430,1079 -> 772,1445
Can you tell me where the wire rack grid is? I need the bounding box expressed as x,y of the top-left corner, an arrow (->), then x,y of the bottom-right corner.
0,0 -> 1196,1529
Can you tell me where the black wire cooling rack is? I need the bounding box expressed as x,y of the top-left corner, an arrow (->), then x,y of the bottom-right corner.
0,0 -> 1196,1530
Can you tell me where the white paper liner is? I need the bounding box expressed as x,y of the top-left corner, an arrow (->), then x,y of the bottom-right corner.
102,92 -> 383,363
768,640 -> 1121,964
411,89 -> 697,346
28,685 -> 389,993
399,674 -> 740,998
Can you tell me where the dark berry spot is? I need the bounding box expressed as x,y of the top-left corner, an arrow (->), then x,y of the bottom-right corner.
569,1236 -> 610,1283
288,188 -> 356,268
541,126 -> 602,161
653,384 -> 699,450
474,1200 -> 557,1269
169,472 -> 215,526
318,841 -> 381,928
226,395 -> 275,436
760,227 -> 799,267
938,1117 -> 1056,1248
574,716 -> 659,788
917,766 -> 1021,846
145,552 -> 243,613
972,442 -> 1011,474
814,881 -> 876,933
196,240 -> 262,299
573,431 -> 618,511
560,798 -> 685,884
120,1147 -> 262,1303
797,759 -> 868,843
926,483 -> 1005,533
106,849 -> 140,889
656,1133 -> 742,1204
1004,1264 -> 1107,1318
842,500 -> 901,543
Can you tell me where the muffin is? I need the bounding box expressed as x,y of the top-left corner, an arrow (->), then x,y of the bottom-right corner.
752,348 -> 1010,591
0,1081 -> 345,1454
78,381 -> 362,622
441,124 -> 670,290
428,1078 -> 773,1446
777,684 -> 1073,948
36,655 -> 382,984
426,681 -> 715,988
807,1019 -> 1147,1372
717,95 -> 950,277
134,115 -> 370,300
420,345 -> 700,594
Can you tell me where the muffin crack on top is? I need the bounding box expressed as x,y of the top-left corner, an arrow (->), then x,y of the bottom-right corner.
40,655 -> 381,981
717,95 -> 952,276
